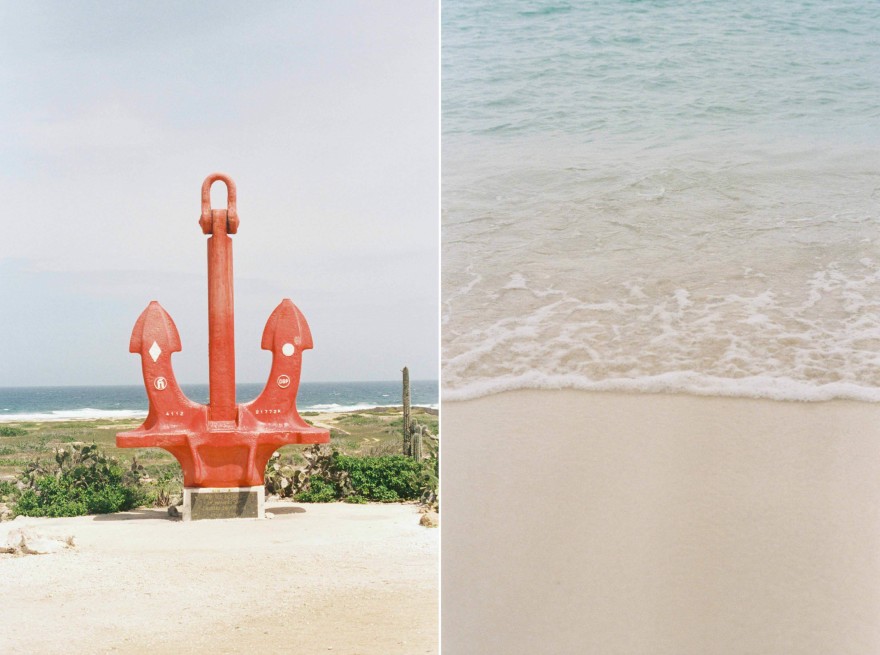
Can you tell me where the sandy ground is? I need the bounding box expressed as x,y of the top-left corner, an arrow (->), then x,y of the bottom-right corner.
0,502 -> 437,655
442,390 -> 880,655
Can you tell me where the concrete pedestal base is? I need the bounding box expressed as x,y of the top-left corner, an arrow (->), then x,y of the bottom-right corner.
182,486 -> 265,521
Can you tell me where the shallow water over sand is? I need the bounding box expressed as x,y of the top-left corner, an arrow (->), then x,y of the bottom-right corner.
442,1 -> 880,401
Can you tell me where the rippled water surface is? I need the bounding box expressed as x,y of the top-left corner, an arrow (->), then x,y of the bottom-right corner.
442,1 -> 880,400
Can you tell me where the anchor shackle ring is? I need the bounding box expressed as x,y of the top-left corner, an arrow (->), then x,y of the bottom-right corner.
199,173 -> 239,235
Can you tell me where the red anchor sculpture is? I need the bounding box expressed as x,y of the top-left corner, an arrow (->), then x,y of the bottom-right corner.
117,173 -> 329,489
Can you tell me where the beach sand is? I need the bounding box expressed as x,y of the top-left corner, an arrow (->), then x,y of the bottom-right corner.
1,502 -> 437,655
442,390 -> 880,654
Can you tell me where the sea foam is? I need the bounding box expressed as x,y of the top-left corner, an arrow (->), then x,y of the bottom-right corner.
442,372 -> 880,404
302,402 -> 438,413
0,408 -> 147,423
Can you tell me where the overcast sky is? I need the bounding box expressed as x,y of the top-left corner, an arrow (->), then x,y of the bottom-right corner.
0,1 -> 438,387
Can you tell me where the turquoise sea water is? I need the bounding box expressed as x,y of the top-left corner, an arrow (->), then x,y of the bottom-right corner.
0,381 -> 438,422
443,1 -> 880,401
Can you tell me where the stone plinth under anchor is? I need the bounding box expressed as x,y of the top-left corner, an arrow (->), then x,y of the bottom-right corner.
183,486 -> 265,521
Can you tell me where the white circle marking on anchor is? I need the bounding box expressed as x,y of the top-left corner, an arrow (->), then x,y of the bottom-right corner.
154,377 -> 168,391
282,343 -> 295,356
277,375 -> 291,389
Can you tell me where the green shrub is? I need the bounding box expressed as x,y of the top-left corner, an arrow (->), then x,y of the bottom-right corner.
0,479 -> 18,502
0,425 -> 27,437
294,476 -> 338,503
266,445 -> 438,504
335,454 -> 423,502
13,444 -> 147,517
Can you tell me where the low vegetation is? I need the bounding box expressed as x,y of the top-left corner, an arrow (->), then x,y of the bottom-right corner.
14,444 -> 147,517
266,444 -> 437,504
0,406 -> 438,518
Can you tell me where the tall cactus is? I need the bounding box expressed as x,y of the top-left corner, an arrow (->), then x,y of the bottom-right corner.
412,425 -> 423,461
402,366 -> 411,456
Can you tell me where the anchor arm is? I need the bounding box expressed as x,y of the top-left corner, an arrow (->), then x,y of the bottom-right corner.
129,301 -> 202,431
244,299 -> 312,426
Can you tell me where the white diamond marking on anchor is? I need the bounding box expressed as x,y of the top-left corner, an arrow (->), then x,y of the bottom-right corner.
149,341 -> 162,362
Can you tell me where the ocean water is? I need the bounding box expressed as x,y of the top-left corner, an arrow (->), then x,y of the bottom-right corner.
0,380 -> 438,422
442,0 -> 880,402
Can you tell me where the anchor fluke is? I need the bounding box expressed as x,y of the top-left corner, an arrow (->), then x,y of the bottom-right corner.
129,301 -> 182,356
242,299 -> 314,426
261,298 -> 313,352
123,300 -> 202,438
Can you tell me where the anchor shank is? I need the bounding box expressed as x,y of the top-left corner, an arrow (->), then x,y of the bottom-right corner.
207,208 -> 236,421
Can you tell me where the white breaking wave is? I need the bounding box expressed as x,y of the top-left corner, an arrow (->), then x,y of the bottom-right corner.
442,372 -> 880,403
302,402 -> 439,413
0,408 -> 148,423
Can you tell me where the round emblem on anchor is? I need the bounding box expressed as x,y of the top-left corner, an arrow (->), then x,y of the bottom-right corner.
277,374 -> 291,389
154,377 -> 168,390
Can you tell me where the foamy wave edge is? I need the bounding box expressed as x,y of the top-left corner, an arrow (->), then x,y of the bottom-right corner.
303,402 -> 439,413
0,409 -> 148,423
442,372 -> 880,403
